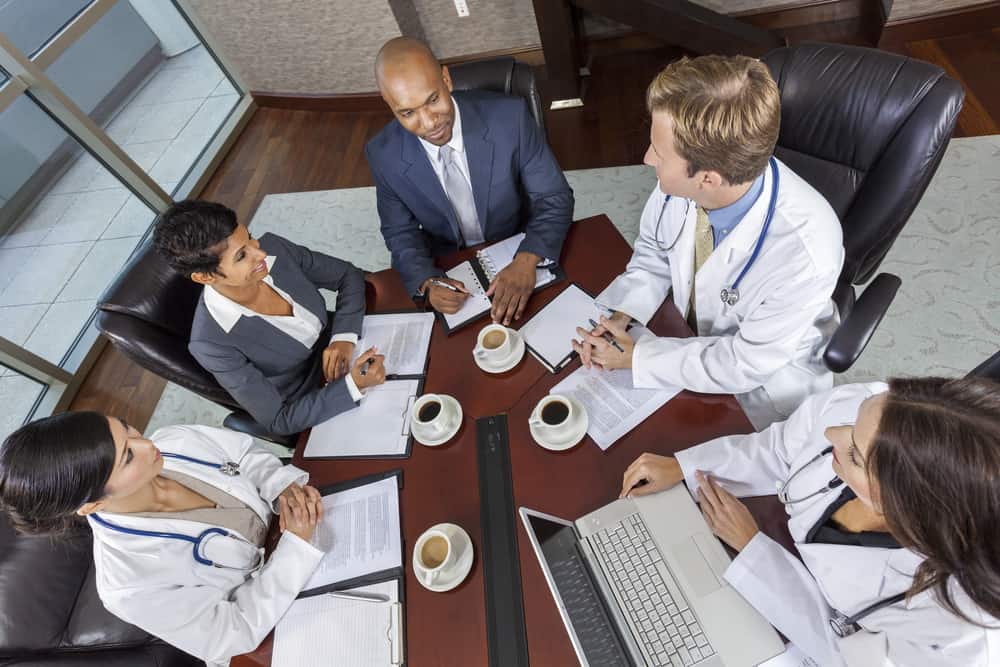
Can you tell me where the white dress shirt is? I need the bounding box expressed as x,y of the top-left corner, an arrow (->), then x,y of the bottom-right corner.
204,256 -> 364,401
419,96 -> 474,199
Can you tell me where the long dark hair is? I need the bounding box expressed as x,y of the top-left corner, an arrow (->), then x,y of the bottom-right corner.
0,412 -> 115,535
869,376 -> 1000,624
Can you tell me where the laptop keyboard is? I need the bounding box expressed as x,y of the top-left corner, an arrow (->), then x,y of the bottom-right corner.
548,551 -> 631,666
591,514 -> 716,666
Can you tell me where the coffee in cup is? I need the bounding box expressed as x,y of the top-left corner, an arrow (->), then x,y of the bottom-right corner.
414,528 -> 456,586
411,393 -> 459,446
530,394 -> 575,437
474,323 -> 512,365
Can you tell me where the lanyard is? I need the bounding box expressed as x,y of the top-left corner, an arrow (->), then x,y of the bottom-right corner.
162,452 -> 240,476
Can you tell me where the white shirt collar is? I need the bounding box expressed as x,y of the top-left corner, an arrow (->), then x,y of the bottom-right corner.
203,255 -> 278,333
418,95 -> 464,160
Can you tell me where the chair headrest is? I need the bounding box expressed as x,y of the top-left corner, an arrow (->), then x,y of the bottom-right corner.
97,239 -> 203,340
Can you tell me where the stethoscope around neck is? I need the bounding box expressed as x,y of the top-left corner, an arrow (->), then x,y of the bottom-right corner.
775,445 -> 908,637
90,451 -> 261,572
654,156 -> 780,307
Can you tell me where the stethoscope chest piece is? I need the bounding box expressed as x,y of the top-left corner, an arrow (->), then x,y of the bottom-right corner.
719,287 -> 740,307
219,461 -> 240,476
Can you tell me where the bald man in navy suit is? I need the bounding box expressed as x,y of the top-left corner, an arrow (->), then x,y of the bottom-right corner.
366,38 -> 574,325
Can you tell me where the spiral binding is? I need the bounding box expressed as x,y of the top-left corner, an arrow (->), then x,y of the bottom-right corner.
477,250 -> 499,282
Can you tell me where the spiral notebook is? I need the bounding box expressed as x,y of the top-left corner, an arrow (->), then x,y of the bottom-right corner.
439,233 -> 564,334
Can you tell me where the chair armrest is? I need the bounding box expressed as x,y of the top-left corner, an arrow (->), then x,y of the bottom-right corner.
823,273 -> 901,373
222,410 -> 298,448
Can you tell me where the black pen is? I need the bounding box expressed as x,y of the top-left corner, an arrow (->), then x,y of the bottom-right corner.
588,318 -> 625,353
359,357 -> 375,376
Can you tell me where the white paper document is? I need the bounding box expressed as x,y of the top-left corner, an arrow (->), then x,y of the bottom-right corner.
351,312 -> 433,376
519,283 -> 606,372
273,580 -> 402,667
442,260 -> 491,330
303,379 -> 419,458
304,475 -> 402,591
551,366 -> 681,450
758,644 -> 820,667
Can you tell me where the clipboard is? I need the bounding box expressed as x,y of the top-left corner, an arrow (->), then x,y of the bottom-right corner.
436,253 -> 565,335
280,468 -> 405,666
300,469 -> 406,597
302,378 -> 425,460
517,282 -> 600,373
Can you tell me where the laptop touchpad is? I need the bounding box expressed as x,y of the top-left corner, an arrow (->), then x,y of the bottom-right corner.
671,538 -> 722,598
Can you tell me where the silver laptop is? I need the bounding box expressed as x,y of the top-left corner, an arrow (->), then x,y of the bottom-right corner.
520,484 -> 784,667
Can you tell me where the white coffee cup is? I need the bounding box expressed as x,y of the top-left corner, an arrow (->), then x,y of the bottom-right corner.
530,394 -> 575,439
474,323 -> 512,364
411,393 -> 458,444
414,528 -> 456,586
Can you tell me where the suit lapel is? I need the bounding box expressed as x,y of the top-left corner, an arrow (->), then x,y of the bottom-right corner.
459,97 -> 494,234
400,130 -> 461,243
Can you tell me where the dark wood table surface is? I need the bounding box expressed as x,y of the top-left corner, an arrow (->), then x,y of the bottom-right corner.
234,214 -> 789,667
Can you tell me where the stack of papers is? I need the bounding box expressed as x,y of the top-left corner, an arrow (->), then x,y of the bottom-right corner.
352,312 -> 434,377
551,365 -> 681,450
305,474 -> 402,591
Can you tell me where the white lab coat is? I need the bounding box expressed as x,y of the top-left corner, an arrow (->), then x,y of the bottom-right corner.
88,425 -> 324,667
675,383 -> 1000,666
596,158 -> 844,429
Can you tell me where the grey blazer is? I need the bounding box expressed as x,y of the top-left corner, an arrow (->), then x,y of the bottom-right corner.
189,233 -> 366,435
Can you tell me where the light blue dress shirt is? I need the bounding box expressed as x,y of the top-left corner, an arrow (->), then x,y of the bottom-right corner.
706,172 -> 765,246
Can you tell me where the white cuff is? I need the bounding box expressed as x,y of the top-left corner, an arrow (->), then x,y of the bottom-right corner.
344,372 -> 365,402
330,333 -> 359,346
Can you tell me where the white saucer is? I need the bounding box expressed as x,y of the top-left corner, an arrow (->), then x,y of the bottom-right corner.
412,396 -> 463,447
413,522 -> 474,592
473,330 -> 526,374
530,397 -> 589,451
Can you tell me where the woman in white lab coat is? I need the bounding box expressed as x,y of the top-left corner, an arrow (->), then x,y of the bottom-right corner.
620,377 -> 1000,666
0,412 -> 326,667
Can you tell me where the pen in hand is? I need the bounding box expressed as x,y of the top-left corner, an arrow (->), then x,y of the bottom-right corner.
429,278 -> 464,293
588,318 -> 625,353
359,356 -> 375,376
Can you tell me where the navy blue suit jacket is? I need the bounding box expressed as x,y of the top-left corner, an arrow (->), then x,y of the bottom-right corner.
365,90 -> 574,294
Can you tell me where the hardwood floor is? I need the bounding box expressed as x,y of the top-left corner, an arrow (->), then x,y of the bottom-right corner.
69,26 -> 1000,430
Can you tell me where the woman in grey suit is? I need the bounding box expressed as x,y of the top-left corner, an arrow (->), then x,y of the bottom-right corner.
154,200 -> 386,435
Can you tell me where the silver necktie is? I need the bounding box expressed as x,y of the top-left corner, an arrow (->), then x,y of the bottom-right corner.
439,144 -> 483,245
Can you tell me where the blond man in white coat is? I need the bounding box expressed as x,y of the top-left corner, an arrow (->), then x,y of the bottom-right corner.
0,413 -> 326,667
575,56 -> 844,429
619,377 -> 1000,665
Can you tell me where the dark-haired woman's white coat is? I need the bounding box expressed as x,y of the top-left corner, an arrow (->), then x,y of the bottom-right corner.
675,382 -> 1000,666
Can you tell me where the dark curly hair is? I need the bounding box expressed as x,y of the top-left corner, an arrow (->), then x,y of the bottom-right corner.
872,376 -> 1000,626
0,412 -> 115,535
152,199 -> 238,277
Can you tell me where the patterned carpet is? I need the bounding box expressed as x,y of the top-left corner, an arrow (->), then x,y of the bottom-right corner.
147,136 -> 1000,433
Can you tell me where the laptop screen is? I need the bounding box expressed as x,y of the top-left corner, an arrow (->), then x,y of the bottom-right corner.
524,512 -> 632,667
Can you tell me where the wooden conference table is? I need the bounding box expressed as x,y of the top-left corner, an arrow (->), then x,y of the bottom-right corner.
235,214 -> 791,667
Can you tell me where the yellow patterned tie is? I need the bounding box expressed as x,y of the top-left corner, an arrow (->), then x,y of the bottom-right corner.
686,206 -> 714,334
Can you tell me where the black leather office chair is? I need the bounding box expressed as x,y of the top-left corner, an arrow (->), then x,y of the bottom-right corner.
969,351 -> 1000,381
448,56 -> 546,136
0,516 -> 199,666
763,43 -> 965,373
97,242 -> 297,447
